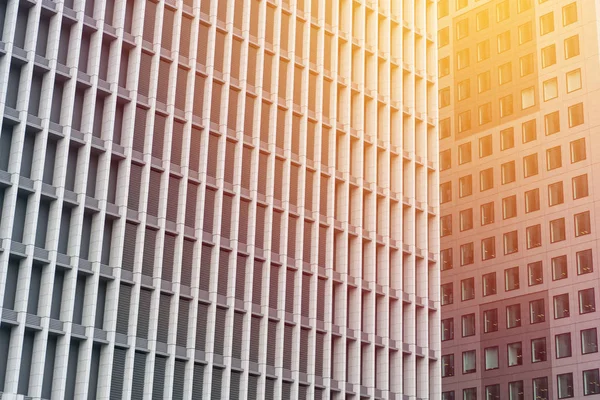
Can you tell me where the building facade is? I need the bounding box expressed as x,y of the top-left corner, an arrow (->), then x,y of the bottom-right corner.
0,0 -> 439,398
438,0 -> 600,399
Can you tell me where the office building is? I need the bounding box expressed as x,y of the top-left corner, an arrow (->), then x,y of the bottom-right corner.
438,0 -> 600,399
0,0 -> 439,398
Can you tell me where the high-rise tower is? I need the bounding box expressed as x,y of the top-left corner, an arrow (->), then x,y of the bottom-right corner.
438,0 -> 600,399
0,0 -> 439,398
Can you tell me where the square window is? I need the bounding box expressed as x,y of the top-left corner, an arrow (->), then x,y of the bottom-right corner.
480,168 -> 493,191
482,271 -> 496,295
458,110 -> 471,133
485,347 -> 499,370
478,71 -> 491,93
461,242 -> 474,266
522,119 -> 536,143
439,57 -> 450,77
439,87 -> 451,108
497,0 -> 509,21
526,224 -> 542,249
528,261 -> 543,286
542,45 -> 557,68
525,189 -> 540,213
518,0 -> 532,12
459,175 -> 472,198
476,9 -> 489,31
442,392 -> 455,400
566,69 -> 582,93
440,215 -> 452,237
521,86 -> 535,109
461,278 -> 475,301
438,27 -> 450,48
545,111 -> 560,135
570,137 -> 586,162
519,21 -> 533,44
500,128 -> 514,150
441,248 -> 453,271
507,304 -> 521,329
457,48 -> 470,70
504,231 -> 518,255
479,135 -> 493,158
503,195 -> 517,219
477,40 -> 490,61
584,369 -> 600,395
508,342 -> 523,366
485,384 -> 500,400
456,18 -> 469,40
438,0 -> 449,18
577,249 -> 593,275
575,211 -> 591,237
456,0 -> 468,10
481,202 -> 494,226
556,333 -> 572,359
549,182 -> 564,206
462,350 -> 476,374
499,62 -> 512,85
543,78 -> 558,101
540,12 -> 555,35
501,161 -> 516,184
457,79 -> 470,101
478,102 -> 493,125
530,298 -> 545,324
509,381 -> 524,400
523,153 -> 538,178
520,53 -> 534,76
554,293 -> 570,319
579,288 -> 596,314
562,2 -> 577,26
460,209 -> 473,231
441,354 -> 454,377
546,146 -> 562,170
550,217 -> 566,243
582,328 -> 598,354
440,118 -> 451,139
484,309 -> 498,333
572,174 -> 589,199
462,313 -> 476,337
458,142 -> 472,164
440,181 -> 452,204
441,282 -> 453,305
505,267 -> 520,291
531,337 -> 547,363
497,31 -> 511,53
568,103 -> 584,127
533,377 -> 549,400
463,388 -> 477,400
552,255 -> 568,281
441,318 -> 454,341
500,94 -> 514,117
564,35 -> 580,59
440,149 -> 451,171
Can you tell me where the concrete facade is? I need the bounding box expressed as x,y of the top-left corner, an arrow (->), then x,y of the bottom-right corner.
0,0 -> 440,398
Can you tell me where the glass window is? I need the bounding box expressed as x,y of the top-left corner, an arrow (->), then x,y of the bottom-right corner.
438,27 -> 450,47
441,318 -> 454,341
533,377 -> 549,400
458,80 -> 471,102
480,168 -> 493,191
456,0 -> 468,10
441,248 -> 453,271
499,62 -> 512,85
463,388 -> 477,400
507,304 -> 521,329
509,380 -> 524,400
458,110 -> 472,132
442,392 -> 455,400
440,215 -> 452,237
545,111 -> 560,135
523,153 -> 538,177
461,278 -> 475,301
477,40 -> 490,61
505,267 -> 519,291
562,2 -> 577,26
522,119 -> 536,143
457,49 -> 470,70
441,282 -> 453,305
484,308 -> 498,333
462,313 -> 476,337
438,0 -> 449,18
576,249 -> 593,275
566,68 -> 582,93
478,71 -> 491,93
573,174 -> 589,199
459,175 -> 472,198
498,31 -> 511,53
525,189 -> 540,213
521,86 -> 536,109
528,261 -> 543,286
504,231 -> 518,255
460,209 -> 473,231
462,350 -> 476,374
570,138 -> 586,162
439,57 -> 450,77
530,299 -> 545,324
579,288 -> 596,314
501,127 -> 514,150
557,373 -> 574,399
564,35 -> 580,59
540,12 -> 554,35
575,211 -> 591,237
461,242 -> 474,266
440,149 -> 451,171
508,342 -> 523,366
582,328 -> 598,354
456,18 -> 469,40
568,102 -> 584,127
531,337 -> 547,363
518,0 -> 532,12
554,294 -> 570,319
482,272 -> 497,296
440,118 -> 451,139
441,354 -> 454,377
518,21 -> 533,44
502,161 -> 516,184
500,94 -> 514,117
503,195 -> 517,219
481,202 -> 494,225
485,347 -> 499,370
583,369 -> 600,395
459,142 -> 472,164
556,333 -> 572,359
526,225 -> 541,249
543,78 -> 558,101
497,0 -> 509,21
476,9 -> 489,31
550,218 -> 566,243
552,256 -> 568,281
485,384 -> 500,400
548,182 -> 564,206
479,135 -> 493,158
439,87 -> 451,108
542,44 -> 557,68
440,182 -> 452,204
482,237 -> 495,261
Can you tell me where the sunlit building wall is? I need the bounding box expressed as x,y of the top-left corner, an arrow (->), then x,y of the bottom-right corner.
438,0 -> 600,399
0,0 -> 439,398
